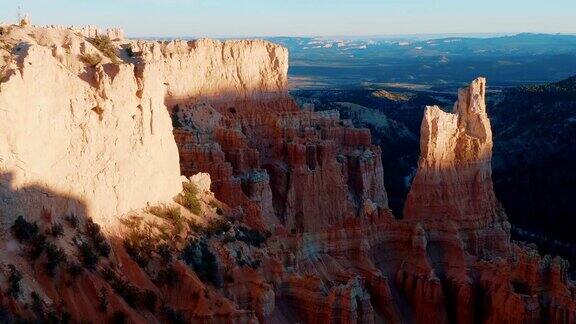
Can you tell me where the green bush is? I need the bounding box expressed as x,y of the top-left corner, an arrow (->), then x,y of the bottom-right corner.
148,205 -> 185,234
80,52 -> 102,66
85,219 -> 111,257
50,223 -> 64,237
88,35 -> 119,64
12,216 -> 39,242
180,183 -> 201,214
65,214 -> 79,229
123,227 -> 156,268
44,242 -> 67,277
181,238 -> 221,287
66,262 -> 84,278
29,233 -> 48,260
79,242 -> 99,269
236,226 -> 267,247
101,269 -> 141,307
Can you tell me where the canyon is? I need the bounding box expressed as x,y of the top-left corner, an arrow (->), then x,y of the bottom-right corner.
0,23 -> 575,323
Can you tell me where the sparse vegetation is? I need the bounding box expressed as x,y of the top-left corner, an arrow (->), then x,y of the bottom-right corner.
50,223 -> 64,238
12,216 -> 39,242
98,287 -> 109,312
66,261 -> 84,278
101,268 -> 140,307
29,233 -> 48,260
85,219 -> 111,257
123,223 -> 157,268
44,242 -> 67,277
157,242 -> 173,264
7,265 -> 23,298
0,25 -> 13,36
155,266 -> 179,287
65,214 -> 79,229
171,105 -> 183,128
80,52 -> 102,66
236,226 -> 267,247
148,205 -> 185,235
181,238 -> 221,287
140,289 -> 158,311
209,200 -> 224,215
79,242 -> 99,269
88,35 -> 119,64
179,182 -> 201,214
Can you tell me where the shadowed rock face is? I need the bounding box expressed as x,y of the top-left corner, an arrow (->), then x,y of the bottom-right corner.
1,24 -> 576,324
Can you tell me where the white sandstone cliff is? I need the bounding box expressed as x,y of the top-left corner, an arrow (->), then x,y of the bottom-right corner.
0,24 -> 288,227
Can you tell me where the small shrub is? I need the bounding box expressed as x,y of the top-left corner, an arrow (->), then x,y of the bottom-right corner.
85,219 -> 101,237
44,243 -> 67,277
123,227 -> 156,268
140,289 -> 157,311
236,226 -> 266,247
98,287 -> 108,312
157,243 -> 173,264
80,52 -> 102,66
88,35 -> 119,64
12,216 -> 39,242
66,262 -> 84,278
85,219 -> 111,257
50,223 -> 64,238
7,265 -> 23,298
79,242 -> 98,269
156,266 -> 179,287
209,201 -> 224,215
180,183 -> 201,214
65,214 -> 79,229
181,239 -> 221,287
30,292 -> 44,318
149,205 -> 184,234
29,233 -> 48,260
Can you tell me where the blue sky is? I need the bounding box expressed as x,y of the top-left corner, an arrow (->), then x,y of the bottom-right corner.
0,0 -> 575,37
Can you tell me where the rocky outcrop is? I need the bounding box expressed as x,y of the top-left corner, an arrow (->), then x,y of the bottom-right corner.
131,38 -> 289,106
174,98 -> 388,231
404,78 -> 510,257
0,25 -> 181,227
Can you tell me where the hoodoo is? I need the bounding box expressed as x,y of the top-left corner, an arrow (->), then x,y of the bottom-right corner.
0,22 -> 575,324
404,77 -> 510,256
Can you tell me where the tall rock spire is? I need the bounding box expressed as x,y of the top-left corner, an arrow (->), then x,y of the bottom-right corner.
404,78 -> 509,254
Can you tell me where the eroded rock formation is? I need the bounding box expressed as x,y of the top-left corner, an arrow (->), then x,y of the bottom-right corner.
404,78 -> 510,257
0,25 -> 181,226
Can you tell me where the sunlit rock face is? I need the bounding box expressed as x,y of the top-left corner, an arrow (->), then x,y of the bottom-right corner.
0,25 -> 182,227
130,38 -> 289,106
404,78 -> 510,256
